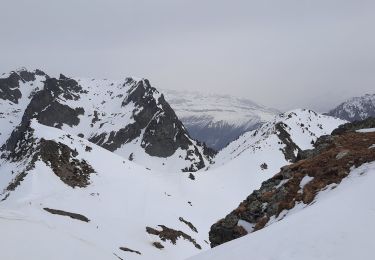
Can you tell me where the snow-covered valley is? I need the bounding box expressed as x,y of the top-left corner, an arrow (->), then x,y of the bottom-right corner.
0,69 -> 374,260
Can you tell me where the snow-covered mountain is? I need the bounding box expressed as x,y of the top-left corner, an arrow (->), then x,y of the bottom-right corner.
162,89 -> 279,150
0,100 -> 348,260
0,68 -> 214,172
190,122 -> 375,260
1,68 -> 372,260
327,93 -> 375,121
213,109 -> 346,168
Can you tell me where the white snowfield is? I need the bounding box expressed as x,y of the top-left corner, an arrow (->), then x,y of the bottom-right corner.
0,108 -> 348,260
188,162 -> 375,260
357,128 -> 375,133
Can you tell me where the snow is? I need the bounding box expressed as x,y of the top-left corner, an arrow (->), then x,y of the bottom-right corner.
328,93 -> 375,121
1,71 -> 366,260
356,128 -> 375,133
0,72 -> 209,173
213,109 -> 346,167
189,162 -> 375,260
0,120 -> 283,260
299,175 -> 313,189
0,109 -> 341,260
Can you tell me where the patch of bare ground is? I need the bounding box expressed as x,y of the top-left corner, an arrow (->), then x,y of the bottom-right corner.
43,208 -> 90,222
179,217 -> 198,233
146,225 -> 201,249
119,246 -> 141,255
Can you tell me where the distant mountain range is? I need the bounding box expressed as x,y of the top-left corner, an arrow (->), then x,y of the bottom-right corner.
327,93 -> 375,121
162,89 -> 279,150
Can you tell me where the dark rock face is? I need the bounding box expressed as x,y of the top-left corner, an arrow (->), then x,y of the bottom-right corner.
1,69 -> 212,172
0,69 -> 38,104
327,94 -> 375,121
38,139 -> 94,188
275,122 -> 301,162
3,124 -> 94,193
119,247 -> 141,255
179,217 -> 198,233
89,78 -> 213,170
0,72 -> 23,103
2,75 -> 84,155
0,69 -> 48,104
209,124 -> 375,247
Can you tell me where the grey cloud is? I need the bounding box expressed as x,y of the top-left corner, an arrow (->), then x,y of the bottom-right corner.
1,0 -> 374,112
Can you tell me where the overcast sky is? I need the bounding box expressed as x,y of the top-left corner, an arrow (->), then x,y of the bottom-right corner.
1,0 -> 374,112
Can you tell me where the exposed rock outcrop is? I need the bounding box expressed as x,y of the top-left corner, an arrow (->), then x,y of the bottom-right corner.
146,225 -> 201,249
209,121 -> 375,247
1,69 -> 213,172
43,208 -> 90,222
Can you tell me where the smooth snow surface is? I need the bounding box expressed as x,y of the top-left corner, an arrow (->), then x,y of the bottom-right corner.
189,162 -> 375,260
357,128 -> 375,133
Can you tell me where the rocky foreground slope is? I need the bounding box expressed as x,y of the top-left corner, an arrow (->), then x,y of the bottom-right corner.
208,119 -> 375,248
0,68 -> 214,172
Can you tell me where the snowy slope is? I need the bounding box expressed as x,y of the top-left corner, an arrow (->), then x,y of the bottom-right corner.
0,69 -> 212,172
214,109 -> 347,167
327,93 -> 375,121
0,109 -> 347,260
162,89 -> 279,150
0,121 -> 209,260
188,162 -> 375,260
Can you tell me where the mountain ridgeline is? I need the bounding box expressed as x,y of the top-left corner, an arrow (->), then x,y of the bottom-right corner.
0,68 -> 214,172
327,93 -> 375,121
1,68 -> 374,260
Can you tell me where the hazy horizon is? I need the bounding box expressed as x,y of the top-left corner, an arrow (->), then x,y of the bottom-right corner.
1,0 -> 374,112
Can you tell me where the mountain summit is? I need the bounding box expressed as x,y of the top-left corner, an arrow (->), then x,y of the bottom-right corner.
327,93 -> 375,121
0,68 -> 214,172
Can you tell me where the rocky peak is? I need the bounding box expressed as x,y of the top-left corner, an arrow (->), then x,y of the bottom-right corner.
327,93 -> 375,121
1,69 -> 212,172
